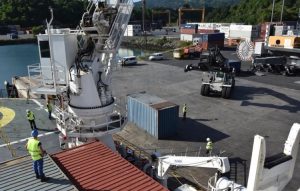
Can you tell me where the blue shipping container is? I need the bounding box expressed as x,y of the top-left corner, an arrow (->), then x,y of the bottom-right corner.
127,93 -> 179,139
181,24 -> 198,30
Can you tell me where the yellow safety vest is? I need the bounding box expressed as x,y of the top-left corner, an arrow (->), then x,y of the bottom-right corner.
27,111 -> 34,120
47,103 -> 52,112
206,141 -> 213,150
183,105 -> 187,113
27,138 -> 42,161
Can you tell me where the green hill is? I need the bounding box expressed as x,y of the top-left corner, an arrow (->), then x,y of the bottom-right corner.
134,0 -> 240,9
207,0 -> 300,24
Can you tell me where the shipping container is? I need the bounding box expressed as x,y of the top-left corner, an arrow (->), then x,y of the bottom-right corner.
180,28 -> 198,34
193,33 -> 225,49
198,29 -> 219,34
229,24 -> 260,40
127,93 -> 179,139
180,34 -> 193,41
219,26 -> 230,38
268,36 -> 300,48
181,24 -> 198,29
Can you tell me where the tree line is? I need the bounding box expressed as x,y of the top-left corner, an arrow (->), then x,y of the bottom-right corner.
0,0 -> 299,30
0,0 -> 87,28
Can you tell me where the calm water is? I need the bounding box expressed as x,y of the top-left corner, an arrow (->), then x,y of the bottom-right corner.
0,44 -> 152,89
0,44 -> 39,89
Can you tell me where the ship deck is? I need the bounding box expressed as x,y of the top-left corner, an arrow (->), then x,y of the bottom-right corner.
1,51 -> 300,190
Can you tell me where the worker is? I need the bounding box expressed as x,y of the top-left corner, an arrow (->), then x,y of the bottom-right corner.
26,88 -> 30,104
206,138 -> 213,156
46,101 -> 53,120
182,104 -> 187,120
25,129 -> 48,182
26,109 -> 37,130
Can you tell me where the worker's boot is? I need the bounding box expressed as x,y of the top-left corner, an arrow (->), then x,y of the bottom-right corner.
40,175 -> 49,182
35,173 -> 40,179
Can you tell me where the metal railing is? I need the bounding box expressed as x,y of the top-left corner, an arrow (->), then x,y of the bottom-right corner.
28,63 -> 68,92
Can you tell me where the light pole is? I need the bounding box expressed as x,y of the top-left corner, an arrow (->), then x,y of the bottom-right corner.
280,0 -> 285,23
270,0 -> 275,23
142,0 -> 145,32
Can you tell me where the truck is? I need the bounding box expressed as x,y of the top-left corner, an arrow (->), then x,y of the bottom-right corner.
185,47 -> 240,99
173,45 -> 203,59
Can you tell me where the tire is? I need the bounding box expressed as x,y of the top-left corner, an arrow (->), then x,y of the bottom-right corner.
225,87 -> 231,98
203,84 -> 210,96
222,87 -> 231,99
200,85 -> 205,95
221,87 -> 227,98
232,79 -> 235,89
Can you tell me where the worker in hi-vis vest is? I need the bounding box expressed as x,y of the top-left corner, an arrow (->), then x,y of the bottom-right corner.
26,109 -> 37,130
182,104 -> 187,120
206,138 -> 213,155
46,101 -> 53,120
25,129 -> 49,182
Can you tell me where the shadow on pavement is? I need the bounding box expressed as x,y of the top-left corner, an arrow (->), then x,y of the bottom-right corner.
124,63 -> 148,67
165,118 -> 229,142
232,86 -> 300,113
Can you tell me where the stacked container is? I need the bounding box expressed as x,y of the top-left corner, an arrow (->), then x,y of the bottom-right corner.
229,24 -> 260,40
193,33 -> 225,49
180,24 -> 198,34
127,93 -> 179,139
198,29 -> 220,34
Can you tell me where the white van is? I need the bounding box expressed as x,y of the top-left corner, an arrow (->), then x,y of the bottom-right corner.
149,53 -> 164,61
121,56 -> 137,65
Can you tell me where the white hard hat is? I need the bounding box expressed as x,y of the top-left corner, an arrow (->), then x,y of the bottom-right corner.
206,138 -> 211,142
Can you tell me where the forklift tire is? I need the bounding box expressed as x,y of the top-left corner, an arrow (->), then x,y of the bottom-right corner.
203,84 -> 210,96
200,85 -> 205,95
222,87 -> 231,99
232,79 -> 235,89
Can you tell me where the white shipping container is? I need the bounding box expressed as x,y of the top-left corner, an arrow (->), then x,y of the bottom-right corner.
230,24 -> 253,31
220,26 -> 230,38
229,25 -> 259,39
188,23 -> 232,30
180,34 -> 193,41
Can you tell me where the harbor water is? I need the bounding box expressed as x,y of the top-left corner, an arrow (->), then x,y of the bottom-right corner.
0,44 -> 39,89
0,44 -> 152,89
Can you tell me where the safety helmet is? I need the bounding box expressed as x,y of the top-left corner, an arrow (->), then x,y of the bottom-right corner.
206,138 -> 211,142
26,109 -> 30,113
31,129 -> 38,137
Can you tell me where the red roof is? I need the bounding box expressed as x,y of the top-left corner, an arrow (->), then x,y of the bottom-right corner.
51,141 -> 169,191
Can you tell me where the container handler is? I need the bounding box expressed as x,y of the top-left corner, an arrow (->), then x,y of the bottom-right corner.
185,47 -> 240,99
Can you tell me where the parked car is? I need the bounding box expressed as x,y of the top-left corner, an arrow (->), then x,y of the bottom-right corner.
149,53 -> 163,61
121,56 -> 137,65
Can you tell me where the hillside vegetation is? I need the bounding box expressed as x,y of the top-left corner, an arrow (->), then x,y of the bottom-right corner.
206,0 -> 300,24
0,0 -> 299,28
134,0 -> 240,9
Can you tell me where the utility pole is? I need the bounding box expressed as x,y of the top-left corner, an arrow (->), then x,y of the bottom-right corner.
270,0 -> 275,23
142,0 -> 145,32
142,0 -> 147,44
280,0 -> 285,23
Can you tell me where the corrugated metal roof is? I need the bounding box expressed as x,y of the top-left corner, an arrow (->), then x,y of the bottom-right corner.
51,141 -> 169,191
0,155 -> 77,191
128,93 -> 166,105
151,101 -> 177,110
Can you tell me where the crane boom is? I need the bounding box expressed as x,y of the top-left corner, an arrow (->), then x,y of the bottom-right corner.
209,123 -> 300,191
157,155 -> 230,178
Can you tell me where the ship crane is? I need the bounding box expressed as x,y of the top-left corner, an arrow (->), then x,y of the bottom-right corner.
154,123 -> 300,191
209,123 -> 300,191
27,0 -> 134,148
